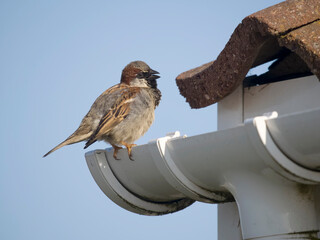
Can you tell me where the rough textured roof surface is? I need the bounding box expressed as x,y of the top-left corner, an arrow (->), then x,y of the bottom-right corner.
176,0 -> 320,109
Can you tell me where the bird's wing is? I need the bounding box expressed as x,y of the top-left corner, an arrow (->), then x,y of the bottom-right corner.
84,86 -> 140,148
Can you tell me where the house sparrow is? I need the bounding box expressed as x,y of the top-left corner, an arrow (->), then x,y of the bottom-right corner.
43,61 -> 161,160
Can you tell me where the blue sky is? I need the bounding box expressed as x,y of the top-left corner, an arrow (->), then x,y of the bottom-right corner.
0,1 -> 282,239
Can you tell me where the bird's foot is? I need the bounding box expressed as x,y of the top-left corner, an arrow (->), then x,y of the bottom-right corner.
111,145 -> 123,160
121,142 -> 137,161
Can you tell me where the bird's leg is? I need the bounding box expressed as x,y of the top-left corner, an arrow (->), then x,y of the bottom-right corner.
121,142 -> 137,161
111,144 -> 122,160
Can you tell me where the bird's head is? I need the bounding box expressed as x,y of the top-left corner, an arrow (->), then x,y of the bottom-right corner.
120,61 -> 160,89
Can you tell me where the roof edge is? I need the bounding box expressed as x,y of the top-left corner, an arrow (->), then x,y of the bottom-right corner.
176,0 -> 320,109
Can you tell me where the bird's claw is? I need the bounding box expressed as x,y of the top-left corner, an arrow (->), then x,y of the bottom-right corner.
112,145 -> 123,160
121,142 -> 136,161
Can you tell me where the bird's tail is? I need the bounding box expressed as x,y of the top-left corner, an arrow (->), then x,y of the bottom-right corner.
43,131 -> 92,157
84,137 -> 97,149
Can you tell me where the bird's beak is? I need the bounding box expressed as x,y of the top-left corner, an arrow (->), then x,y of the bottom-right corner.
149,69 -> 160,80
150,69 -> 160,75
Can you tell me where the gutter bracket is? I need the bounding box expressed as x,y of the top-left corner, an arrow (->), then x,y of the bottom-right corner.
245,112 -> 320,184
149,131 -> 230,203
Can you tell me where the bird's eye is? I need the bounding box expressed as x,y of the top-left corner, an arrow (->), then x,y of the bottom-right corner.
136,71 -> 148,78
136,72 -> 144,78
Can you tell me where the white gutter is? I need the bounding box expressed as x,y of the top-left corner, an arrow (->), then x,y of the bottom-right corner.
86,108 -> 320,240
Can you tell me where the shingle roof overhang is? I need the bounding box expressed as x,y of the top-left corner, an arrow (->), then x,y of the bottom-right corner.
176,0 -> 320,109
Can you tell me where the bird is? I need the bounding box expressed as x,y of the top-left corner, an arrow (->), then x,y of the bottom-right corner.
43,61 -> 161,160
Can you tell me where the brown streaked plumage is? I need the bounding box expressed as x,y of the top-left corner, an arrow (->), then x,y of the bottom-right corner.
84,86 -> 141,149
43,61 -> 161,160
